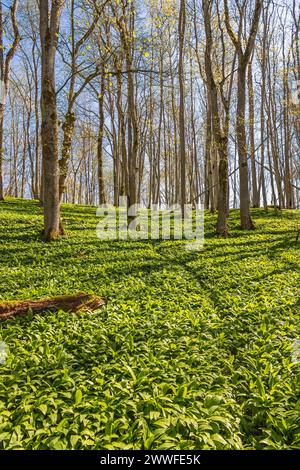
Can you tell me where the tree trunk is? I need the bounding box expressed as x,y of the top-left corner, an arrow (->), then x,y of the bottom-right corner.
39,0 -> 64,241
203,0 -> 230,236
59,110 -> 76,200
0,107 -> 4,201
0,0 -> 20,201
224,0 -> 262,229
216,141 -> 229,236
248,61 -> 260,207
237,65 -> 255,229
97,70 -> 106,205
179,0 -> 186,216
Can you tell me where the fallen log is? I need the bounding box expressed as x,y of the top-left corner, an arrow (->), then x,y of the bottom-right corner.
0,293 -> 106,321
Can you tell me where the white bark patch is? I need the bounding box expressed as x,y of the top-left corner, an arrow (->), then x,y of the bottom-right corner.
0,81 -> 5,105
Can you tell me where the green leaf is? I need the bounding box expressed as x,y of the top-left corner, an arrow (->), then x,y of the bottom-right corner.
38,404 -> 48,416
75,390 -> 83,405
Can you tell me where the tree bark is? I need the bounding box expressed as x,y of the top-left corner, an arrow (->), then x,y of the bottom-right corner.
248,60 -> 259,207
224,0 -> 263,229
237,64 -> 255,229
39,0 -> 64,241
0,0 -> 20,201
179,0 -> 187,216
97,68 -> 106,205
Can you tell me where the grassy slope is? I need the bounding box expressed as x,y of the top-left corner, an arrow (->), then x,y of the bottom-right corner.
0,198 -> 299,450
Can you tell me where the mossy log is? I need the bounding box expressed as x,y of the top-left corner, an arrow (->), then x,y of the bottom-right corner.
0,293 -> 106,321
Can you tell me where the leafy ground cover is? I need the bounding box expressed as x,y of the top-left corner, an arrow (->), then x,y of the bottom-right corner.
0,198 -> 299,450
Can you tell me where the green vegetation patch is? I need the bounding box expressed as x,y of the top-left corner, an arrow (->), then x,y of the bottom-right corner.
0,199 -> 299,450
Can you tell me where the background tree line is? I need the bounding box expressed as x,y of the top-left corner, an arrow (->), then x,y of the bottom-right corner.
0,0 -> 299,240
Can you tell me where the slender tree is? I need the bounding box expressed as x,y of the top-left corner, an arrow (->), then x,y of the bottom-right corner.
224,0 -> 263,229
39,0 -> 64,241
0,0 -> 20,201
179,0 -> 186,216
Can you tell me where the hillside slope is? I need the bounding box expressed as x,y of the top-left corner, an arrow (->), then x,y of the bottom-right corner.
0,199 -> 299,449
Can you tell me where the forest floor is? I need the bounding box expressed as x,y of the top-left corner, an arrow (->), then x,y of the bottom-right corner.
0,199 -> 299,450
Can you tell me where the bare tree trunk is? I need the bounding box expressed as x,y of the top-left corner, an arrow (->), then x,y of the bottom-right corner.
0,0 -> 20,201
97,68 -> 106,205
21,109 -> 27,198
204,99 -> 212,210
224,0 -> 263,229
39,0 -> 64,241
179,0 -> 186,216
259,6 -> 268,210
31,37 -> 41,200
0,107 -> 4,200
116,64 -> 128,197
248,60 -> 259,207
283,49 -> 294,209
203,0 -> 234,236
237,65 -> 255,228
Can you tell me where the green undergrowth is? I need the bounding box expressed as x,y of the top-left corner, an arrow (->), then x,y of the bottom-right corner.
0,198 -> 299,450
